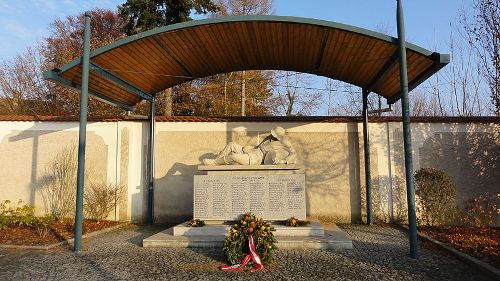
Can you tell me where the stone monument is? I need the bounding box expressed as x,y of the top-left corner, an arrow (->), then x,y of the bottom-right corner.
143,127 -> 352,250
196,126 -> 305,221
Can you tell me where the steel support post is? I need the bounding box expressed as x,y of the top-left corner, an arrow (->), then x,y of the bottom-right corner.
362,89 -> 373,225
146,96 -> 156,225
74,11 -> 92,252
396,0 -> 418,258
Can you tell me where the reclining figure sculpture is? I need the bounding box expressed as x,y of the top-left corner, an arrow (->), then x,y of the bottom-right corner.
202,126 -> 297,165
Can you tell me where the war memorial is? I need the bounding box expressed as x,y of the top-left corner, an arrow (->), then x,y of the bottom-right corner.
38,0 -> 453,259
0,1 -> 499,279
143,126 -> 352,250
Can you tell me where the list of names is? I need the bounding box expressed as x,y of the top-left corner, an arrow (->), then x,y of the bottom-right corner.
194,174 -> 305,221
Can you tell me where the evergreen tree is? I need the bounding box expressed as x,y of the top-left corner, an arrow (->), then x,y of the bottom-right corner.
119,0 -> 219,35
118,0 -> 218,116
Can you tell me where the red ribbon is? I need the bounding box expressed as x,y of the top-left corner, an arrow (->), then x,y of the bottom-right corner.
220,235 -> 264,272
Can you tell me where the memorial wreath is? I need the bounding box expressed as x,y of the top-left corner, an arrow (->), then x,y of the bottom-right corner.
186,219 -> 205,227
221,213 -> 276,272
285,217 -> 310,227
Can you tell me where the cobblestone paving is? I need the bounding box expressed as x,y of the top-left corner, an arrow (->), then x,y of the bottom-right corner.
0,224 -> 494,281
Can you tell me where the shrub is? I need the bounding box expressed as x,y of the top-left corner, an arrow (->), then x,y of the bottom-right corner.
84,181 -> 124,221
32,215 -> 56,238
39,146 -> 78,219
0,200 -> 56,238
414,168 -> 458,226
0,199 -> 35,229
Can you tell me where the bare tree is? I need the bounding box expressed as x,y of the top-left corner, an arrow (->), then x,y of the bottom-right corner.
271,71 -> 321,116
384,23 -> 491,117
0,47 -> 54,115
0,9 -> 129,116
42,8 -> 127,116
324,80 -> 364,116
461,0 -> 500,115
444,27 -> 488,116
389,90 -> 446,117
325,78 -> 342,116
215,0 -> 275,16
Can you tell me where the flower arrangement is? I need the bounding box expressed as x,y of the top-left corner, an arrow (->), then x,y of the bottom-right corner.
223,212 -> 276,266
186,219 -> 205,227
285,217 -> 310,227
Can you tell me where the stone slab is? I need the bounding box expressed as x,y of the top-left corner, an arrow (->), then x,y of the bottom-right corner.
199,165 -> 303,175
194,174 -> 306,221
173,221 -> 324,237
143,223 -> 352,250
198,164 -> 302,171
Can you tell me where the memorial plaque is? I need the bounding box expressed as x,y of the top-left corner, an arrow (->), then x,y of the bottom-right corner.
194,174 -> 305,221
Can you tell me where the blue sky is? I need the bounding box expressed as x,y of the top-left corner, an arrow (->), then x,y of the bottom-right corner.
0,0 -> 470,61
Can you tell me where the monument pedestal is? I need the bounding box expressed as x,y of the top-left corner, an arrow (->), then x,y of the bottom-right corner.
143,164 -> 352,250
143,221 -> 352,250
172,221 -> 324,237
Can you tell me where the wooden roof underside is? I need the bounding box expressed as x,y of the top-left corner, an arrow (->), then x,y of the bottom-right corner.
43,16 -> 449,110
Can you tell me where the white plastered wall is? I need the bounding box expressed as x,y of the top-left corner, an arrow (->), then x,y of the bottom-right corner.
0,120 -> 498,225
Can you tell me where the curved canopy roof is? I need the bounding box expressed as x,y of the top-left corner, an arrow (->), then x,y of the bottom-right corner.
43,15 -> 449,110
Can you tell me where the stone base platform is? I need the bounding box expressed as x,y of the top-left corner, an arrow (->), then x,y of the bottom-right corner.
143,222 -> 352,250
173,221 -> 324,237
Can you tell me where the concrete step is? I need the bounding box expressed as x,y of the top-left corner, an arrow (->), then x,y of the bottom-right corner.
173,221 -> 324,237
143,223 -> 352,250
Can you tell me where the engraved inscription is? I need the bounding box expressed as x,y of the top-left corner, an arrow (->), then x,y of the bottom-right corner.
194,174 -> 305,221
230,176 -> 250,217
212,179 -> 228,217
249,176 -> 267,216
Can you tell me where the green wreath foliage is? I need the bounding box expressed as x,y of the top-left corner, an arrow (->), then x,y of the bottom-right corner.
223,213 -> 276,265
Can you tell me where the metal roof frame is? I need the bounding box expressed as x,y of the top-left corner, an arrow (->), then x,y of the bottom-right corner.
43,15 -> 450,110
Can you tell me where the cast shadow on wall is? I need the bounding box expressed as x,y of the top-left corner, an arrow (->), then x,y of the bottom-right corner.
4,126 -> 108,219
292,128 -> 362,223
361,175 -> 408,224
418,125 -> 499,211
153,153 -> 213,224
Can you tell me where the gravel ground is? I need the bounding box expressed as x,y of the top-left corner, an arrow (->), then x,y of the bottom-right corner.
0,224 -> 494,281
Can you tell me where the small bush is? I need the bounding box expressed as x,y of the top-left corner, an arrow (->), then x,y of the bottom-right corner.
414,168 -> 458,226
0,200 -> 57,238
0,199 -> 36,229
32,215 -> 56,238
84,181 -> 124,221
39,146 -> 78,219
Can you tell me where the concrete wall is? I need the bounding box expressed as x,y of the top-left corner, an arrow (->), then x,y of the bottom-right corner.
0,119 -> 498,225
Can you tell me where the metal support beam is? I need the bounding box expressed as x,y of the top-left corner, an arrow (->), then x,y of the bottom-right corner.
365,51 -> 399,93
362,89 -> 373,225
43,71 -> 134,111
368,104 -> 393,115
89,62 -> 153,102
74,11 -> 92,253
397,0 -> 418,259
146,96 -> 156,225
387,54 -> 450,104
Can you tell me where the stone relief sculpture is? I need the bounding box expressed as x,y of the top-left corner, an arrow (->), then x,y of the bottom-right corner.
202,126 -> 297,165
